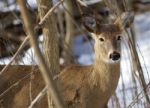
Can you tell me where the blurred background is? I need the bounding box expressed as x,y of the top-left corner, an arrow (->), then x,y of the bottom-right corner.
0,0 -> 150,107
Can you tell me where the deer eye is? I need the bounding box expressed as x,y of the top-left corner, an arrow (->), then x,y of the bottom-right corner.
99,38 -> 104,42
117,35 -> 121,40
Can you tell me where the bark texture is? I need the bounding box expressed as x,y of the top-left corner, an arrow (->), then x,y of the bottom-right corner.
37,0 -> 60,76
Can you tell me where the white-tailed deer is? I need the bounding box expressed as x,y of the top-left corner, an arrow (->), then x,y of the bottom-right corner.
0,12 -> 133,108
58,13 -> 122,108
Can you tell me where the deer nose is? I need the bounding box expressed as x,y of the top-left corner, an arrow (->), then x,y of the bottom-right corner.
109,52 -> 120,61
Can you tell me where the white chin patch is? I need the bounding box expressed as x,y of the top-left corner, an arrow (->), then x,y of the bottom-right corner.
104,59 -> 120,64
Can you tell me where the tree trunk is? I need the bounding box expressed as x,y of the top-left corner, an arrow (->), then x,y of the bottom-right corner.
37,0 -> 60,107
63,0 -> 76,64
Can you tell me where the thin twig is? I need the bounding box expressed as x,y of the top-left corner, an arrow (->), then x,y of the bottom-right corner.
127,82 -> 150,108
28,86 -> 47,108
136,44 -> 150,81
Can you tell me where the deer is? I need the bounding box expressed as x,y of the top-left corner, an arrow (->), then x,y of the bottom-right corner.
0,11 -> 133,108
57,12 -> 122,108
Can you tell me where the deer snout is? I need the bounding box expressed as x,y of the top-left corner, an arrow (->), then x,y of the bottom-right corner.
109,52 -> 120,61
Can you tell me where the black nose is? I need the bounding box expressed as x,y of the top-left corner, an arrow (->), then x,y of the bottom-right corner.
109,52 -> 120,61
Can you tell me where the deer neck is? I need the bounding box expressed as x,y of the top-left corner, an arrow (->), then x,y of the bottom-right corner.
89,52 -> 120,91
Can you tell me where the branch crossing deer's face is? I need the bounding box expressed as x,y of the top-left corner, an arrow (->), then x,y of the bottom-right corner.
83,14 -> 122,63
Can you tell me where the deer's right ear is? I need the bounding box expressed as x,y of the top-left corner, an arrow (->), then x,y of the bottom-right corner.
114,12 -> 134,29
82,15 -> 96,33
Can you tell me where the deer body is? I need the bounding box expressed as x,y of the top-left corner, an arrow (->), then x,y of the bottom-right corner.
59,63 -> 120,108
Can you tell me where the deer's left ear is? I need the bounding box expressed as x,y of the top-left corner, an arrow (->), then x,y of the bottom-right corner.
82,15 -> 97,33
114,12 -> 134,29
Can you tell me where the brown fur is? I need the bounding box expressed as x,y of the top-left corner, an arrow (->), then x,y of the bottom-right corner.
0,65 -> 47,108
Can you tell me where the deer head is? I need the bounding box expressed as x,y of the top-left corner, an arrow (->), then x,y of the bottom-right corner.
82,13 -> 123,64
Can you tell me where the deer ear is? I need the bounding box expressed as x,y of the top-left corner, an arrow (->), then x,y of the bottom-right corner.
114,12 -> 134,29
82,15 -> 97,33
